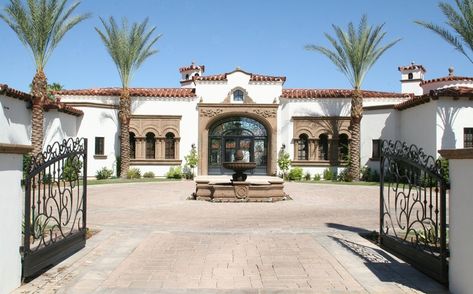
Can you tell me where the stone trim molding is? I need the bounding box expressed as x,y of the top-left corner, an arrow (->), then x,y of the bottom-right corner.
130,159 -> 182,165
223,87 -> 255,104
65,102 -> 119,109
439,148 -> 473,159
0,143 -> 33,154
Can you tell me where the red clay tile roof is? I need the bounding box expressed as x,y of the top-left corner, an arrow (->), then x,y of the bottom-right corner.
281,89 -> 411,99
44,100 -> 83,116
420,76 -> 473,85
429,86 -> 473,98
54,87 -> 196,98
0,83 -> 33,102
398,64 -> 426,72
179,64 -> 205,73
394,96 -> 431,110
0,84 -> 83,116
193,69 -> 286,83
394,86 -> 473,110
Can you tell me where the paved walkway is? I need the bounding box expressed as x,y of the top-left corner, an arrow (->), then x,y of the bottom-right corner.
14,181 -> 447,293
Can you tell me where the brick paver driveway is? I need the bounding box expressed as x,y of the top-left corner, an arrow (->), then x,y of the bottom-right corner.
15,181 -> 447,293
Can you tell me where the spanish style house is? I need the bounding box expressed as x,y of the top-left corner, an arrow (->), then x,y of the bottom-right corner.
1,62 -> 473,177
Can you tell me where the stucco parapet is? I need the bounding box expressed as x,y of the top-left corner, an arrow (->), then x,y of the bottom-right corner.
0,143 -> 33,154
439,149 -> 473,159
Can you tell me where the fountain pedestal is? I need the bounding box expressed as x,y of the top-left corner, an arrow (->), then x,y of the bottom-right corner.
194,176 -> 287,202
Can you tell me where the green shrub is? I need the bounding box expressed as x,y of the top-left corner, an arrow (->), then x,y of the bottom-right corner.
323,168 -> 335,181
288,167 -> 303,181
371,170 -> 380,182
361,166 -> 371,181
42,173 -> 52,184
337,168 -> 353,182
23,155 -> 32,179
277,145 -> 291,179
182,165 -> 194,180
313,174 -> 321,181
127,168 -> 141,179
143,171 -> 155,178
166,166 -> 182,179
96,167 -> 113,180
304,171 -> 311,181
62,156 -> 82,181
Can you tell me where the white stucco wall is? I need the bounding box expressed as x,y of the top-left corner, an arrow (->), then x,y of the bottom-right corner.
0,94 -> 31,144
446,157 -> 473,294
43,110 -> 77,148
195,71 -> 283,104
436,98 -> 473,151
0,94 -> 31,293
132,97 -> 199,176
75,106 -> 119,177
361,108 -> 400,171
399,101 -> 437,157
0,154 -> 23,293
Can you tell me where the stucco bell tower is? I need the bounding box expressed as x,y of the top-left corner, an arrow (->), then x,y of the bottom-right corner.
398,62 -> 426,95
179,62 -> 205,88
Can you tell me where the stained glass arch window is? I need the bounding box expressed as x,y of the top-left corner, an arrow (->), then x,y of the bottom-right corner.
210,117 -> 267,137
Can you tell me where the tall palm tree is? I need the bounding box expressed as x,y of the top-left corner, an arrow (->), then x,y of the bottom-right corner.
415,0 -> 473,64
96,17 -> 161,178
305,15 -> 400,180
0,0 -> 90,155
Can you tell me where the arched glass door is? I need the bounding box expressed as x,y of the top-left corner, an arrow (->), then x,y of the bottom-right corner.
209,117 -> 267,175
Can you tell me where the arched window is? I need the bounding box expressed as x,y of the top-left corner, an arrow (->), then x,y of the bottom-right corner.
165,132 -> 175,159
408,72 -> 413,80
145,132 -> 155,159
298,134 -> 309,160
319,134 -> 329,160
129,132 -> 136,159
185,74 -> 189,80
194,73 -> 199,77
233,89 -> 244,102
339,133 -> 349,161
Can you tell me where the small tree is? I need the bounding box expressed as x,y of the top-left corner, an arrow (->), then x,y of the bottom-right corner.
184,144 -> 198,179
277,145 -> 291,179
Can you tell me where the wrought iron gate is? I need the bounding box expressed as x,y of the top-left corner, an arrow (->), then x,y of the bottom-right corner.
22,138 -> 87,280
379,140 -> 449,284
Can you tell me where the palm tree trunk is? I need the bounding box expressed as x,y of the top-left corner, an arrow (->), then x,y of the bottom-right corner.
349,89 -> 363,181
30,70 -> 47,156
119,88 -> 131,178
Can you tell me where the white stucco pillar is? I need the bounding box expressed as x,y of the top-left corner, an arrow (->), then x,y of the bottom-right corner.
0,144 -> 33,293
439,148 -> 473,294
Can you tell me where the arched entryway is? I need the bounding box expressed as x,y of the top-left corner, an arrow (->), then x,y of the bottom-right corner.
208,117 -> 268,175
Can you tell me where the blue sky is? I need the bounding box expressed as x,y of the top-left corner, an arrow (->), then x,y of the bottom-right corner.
0,0 -> 471,93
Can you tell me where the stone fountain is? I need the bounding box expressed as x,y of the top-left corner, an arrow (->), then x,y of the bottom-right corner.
223,149 -> 256,182
193,149 -> 288,202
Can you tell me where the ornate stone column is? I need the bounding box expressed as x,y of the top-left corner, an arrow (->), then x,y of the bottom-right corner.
154,137 -> 160,159
135,136 -> 145,159
293,138 -> 299,160
175,137 -> 181,159
309,139 -> 316,161
157,137 -> 165,159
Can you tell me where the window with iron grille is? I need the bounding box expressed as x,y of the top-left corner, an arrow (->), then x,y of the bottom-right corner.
95,137 -> 104,155
372,139 -> 381,160
165,132 -> 175,159
298,134 -> 308,160
464,128 -> 473,148
146,132 -> 156,159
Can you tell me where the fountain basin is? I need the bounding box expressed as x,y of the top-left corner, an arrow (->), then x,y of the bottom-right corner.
222,161 -> 257,182
193,175 -> 288,202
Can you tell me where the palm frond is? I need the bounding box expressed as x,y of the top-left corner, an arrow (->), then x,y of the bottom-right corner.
95,16 -> 161,88
0,0 -> 89,70
416,0 -> 473,64
306,15 -> 398,89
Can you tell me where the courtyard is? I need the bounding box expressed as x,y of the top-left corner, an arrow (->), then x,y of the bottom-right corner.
14,181 -> 446,293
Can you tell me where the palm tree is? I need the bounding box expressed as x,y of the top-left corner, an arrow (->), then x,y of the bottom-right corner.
415,0 -> 473,64
305,15 -> 400,180
0,0 -> 90,155
96,17 -> 161,178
